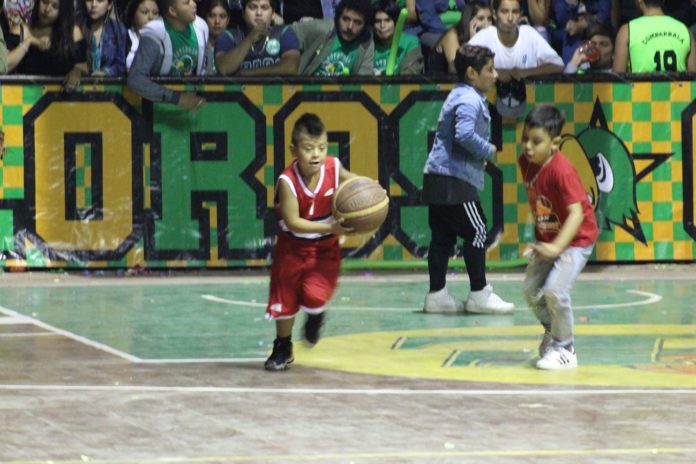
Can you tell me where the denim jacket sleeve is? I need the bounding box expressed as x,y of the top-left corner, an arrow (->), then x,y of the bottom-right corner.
100,19 -> 128,76
454,99 -> 494,161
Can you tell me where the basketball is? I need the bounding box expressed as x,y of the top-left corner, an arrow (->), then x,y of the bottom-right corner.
333,177 -> 389,233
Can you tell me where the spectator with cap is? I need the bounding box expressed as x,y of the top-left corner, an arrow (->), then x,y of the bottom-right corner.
292,0 -> 373,76
215,0 -> 299,76
372,0 -> 422,75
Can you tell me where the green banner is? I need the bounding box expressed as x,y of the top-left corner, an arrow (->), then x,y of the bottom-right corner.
0,78 -> 695,269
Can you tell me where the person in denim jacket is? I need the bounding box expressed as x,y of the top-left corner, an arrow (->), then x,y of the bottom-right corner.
78,0 -> 128,76
422,44 -> 514,315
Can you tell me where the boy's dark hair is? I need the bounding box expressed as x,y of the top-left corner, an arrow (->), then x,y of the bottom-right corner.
291,113 -> 326,146
156,0 -> 176,17
336,0 -> 373,24
587,22 -> 614,43
373,0 -> 400,23
524,104 -> 565,138
454,44 -> 494,81
492,0 -> 520,11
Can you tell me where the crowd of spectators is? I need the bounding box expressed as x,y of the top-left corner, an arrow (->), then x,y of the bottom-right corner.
0,0 -> 694,102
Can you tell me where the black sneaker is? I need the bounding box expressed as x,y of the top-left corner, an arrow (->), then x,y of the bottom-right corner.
304,313 -> 325,345
264,338 -> 294,371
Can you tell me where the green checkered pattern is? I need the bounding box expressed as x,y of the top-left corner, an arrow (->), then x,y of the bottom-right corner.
75,143 -> 93,209
523,81 -> 696,261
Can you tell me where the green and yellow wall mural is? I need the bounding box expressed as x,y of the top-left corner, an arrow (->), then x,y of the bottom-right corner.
0,78 -> 695,269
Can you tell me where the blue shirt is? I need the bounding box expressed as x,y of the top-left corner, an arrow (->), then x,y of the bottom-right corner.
215,25 -> 299,71
415,0 -> 467,33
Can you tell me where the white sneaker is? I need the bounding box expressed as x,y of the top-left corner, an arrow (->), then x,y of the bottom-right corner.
539,332 -> 553,357
536,346 -> 577,370
465,284 -> 514,314
423,287 -> 465,313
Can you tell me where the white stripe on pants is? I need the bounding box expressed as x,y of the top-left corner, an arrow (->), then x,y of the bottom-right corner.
463,201 -> 486,249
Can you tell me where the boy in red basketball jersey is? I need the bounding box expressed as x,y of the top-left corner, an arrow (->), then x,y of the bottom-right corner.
519,104 -> 598,370
264,113 -> 357,371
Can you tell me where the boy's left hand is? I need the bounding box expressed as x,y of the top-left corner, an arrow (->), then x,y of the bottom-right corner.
530,242 -> 562,260
330,216 -> 354,235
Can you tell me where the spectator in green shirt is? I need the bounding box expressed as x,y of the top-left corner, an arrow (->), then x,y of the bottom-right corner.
613,0 -> 696,73
372,0 -> 423,75
292,0 -> 374,76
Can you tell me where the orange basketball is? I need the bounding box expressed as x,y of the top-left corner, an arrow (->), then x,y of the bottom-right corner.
333,177 -> 389,233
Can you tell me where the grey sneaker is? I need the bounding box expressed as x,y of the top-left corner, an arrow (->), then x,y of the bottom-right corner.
423,287 -> 465,313
465,284 -> 514,314
536,346 -> 577,370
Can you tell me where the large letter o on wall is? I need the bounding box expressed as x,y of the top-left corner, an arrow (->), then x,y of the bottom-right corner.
32,100 -> 134,251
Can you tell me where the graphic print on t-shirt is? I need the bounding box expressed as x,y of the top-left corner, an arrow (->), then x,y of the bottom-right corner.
534,194 -> 560,234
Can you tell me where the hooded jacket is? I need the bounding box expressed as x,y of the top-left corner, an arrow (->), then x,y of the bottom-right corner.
127,16 -> 208,103
292,18 -> 373,76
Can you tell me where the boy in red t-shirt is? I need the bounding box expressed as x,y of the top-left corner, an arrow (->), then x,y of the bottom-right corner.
264,113 -> 357,371
518,104 -> 599,370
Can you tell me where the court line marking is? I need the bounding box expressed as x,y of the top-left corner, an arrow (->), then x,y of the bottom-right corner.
0,304 -> 263,364
0,315 -> 31,324
201,289 -> 662,312
1,384 -> 694,395
137,357 -> 264,363
0,305 -> 142,362
0,332 -> 58,337
2,269 -> 693,289
4,447 -> 696,464
0,288 -> 663,365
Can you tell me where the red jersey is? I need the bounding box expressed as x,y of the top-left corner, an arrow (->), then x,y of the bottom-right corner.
266,156 -> 343,318
519,150 -> 599,247
276,156 -> 341,240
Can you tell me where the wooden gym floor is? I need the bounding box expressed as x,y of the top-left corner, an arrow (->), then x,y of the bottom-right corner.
0,264 -> 695,464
